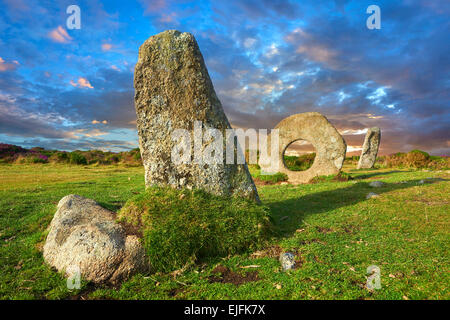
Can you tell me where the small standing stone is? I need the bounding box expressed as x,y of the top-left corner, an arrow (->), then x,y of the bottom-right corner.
357,127 -> 381,169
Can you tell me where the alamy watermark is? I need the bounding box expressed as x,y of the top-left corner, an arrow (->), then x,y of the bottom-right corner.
66,264 -> 81,290
66,5 -> 81,30
171,121 -> 280,174
366,265 -> 381,290
366,5 -> 381,30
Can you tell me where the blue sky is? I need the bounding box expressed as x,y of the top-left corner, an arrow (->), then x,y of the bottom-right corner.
0,0 -> 448,155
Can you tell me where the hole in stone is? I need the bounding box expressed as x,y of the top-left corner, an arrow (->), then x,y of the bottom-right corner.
283,139 -> 316,171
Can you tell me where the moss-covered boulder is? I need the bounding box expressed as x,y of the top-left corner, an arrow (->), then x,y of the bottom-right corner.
117,187 -> 272,272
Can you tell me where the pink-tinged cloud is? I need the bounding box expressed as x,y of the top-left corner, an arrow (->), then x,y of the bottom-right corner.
83,129 -> 108,138
70,77 -> 94,89
101,43 -> 113,51
0,57 -> 19,72
48,26 -> 72,43
2,0 -> 30,20
296,45 -> 337,65
139,0 -> 167,14
159,12 -> 177,23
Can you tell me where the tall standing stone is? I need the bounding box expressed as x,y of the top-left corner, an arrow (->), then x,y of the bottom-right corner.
134,30 -> 259,201
357,127 -> 381,169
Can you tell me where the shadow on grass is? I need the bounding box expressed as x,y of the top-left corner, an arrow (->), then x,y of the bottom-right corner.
97,201 -> 127,212
352,170 -> 408,180
267,177 -> 447,238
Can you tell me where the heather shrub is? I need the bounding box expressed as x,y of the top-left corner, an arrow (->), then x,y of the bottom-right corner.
381,150 -> 448,170
49,152 -> 69,163
15,153 -> 48,164
0,143 -> 28,163
69,152 -> 87,165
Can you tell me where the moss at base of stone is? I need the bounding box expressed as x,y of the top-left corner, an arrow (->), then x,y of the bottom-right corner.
117,187 -> 272,273
310,172 -> 353,183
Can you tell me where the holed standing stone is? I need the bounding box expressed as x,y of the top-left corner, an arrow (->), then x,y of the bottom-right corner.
357,127 -> 381,169
134,30 -> 259,201
259,112 -> 347,184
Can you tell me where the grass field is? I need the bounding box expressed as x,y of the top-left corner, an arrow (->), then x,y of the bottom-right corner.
0,164 -> 448,300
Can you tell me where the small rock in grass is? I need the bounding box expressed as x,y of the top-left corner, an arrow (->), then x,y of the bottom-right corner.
280,216 -> 289,221
369,181 -> 385,188
366,192 -> 379,199
279,252 -> 296,271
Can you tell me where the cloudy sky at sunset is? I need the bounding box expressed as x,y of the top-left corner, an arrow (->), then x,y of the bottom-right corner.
0,0 -> 448,155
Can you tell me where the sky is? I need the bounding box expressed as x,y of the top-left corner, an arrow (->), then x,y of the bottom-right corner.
0,0 -> 448,155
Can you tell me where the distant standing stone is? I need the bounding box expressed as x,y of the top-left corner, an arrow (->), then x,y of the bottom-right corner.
134,30 -> 259,201
279,252 -> 296,271
357,127 -> 381,169
369,181 -> 385,188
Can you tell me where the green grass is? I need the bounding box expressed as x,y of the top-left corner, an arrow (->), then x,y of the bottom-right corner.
310,172 -> 353,183
248,165 -> 288,184
0,164 -> 449,299
118,187 -> 271,272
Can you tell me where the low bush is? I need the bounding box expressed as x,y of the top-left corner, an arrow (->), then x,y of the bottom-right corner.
344,155 -> 360,166
69,152 -> 87,165
30,155 -> 49,163
284,153 -> 316,171
0,144 -> 144,166
15,155 -> 49,164
0,143 -> 28,162
379,149 -> 449,170
118,187 -> 272,272
49,151 -> 69,163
